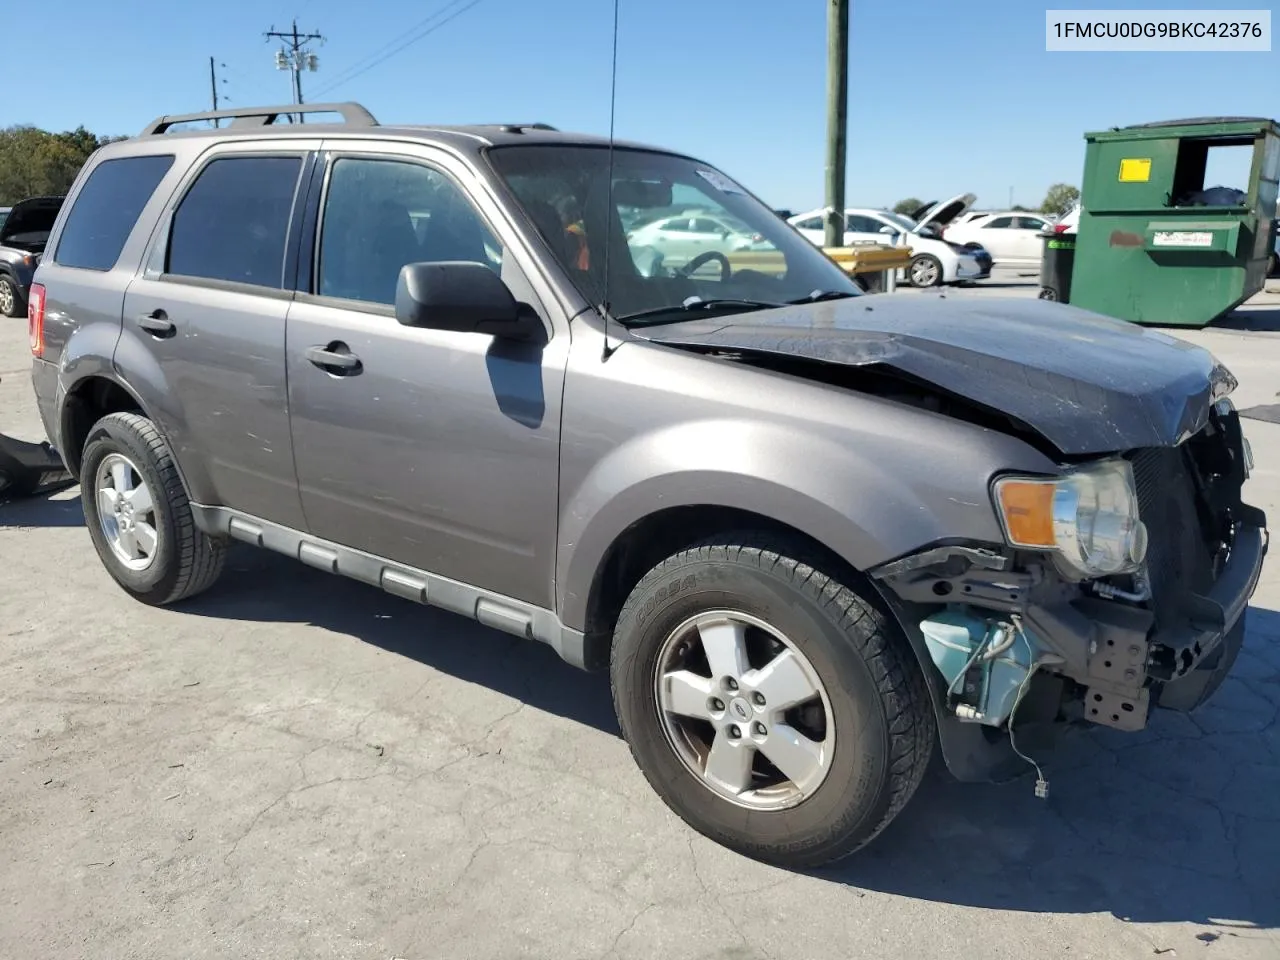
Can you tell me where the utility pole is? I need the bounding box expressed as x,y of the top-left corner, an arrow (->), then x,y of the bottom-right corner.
209,57 -> 220,126
824,0 -> 850,249
265,20 -> 323,121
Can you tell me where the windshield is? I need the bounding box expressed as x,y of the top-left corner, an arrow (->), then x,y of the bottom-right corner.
486,145 -> 861,322
881,211 -> 917,231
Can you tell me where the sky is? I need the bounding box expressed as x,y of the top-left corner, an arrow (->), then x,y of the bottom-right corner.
3,0 -> 1277,212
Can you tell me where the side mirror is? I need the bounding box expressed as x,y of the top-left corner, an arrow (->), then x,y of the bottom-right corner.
878,225 -> 896,235
395,261 -> 541,342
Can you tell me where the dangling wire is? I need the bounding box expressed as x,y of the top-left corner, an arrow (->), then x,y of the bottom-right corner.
600,0 -> 621,361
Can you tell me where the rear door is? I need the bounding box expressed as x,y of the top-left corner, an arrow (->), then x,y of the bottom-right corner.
119,139 -> 320,528
1012,215 -> 1050,260
972,215 -> 1019,259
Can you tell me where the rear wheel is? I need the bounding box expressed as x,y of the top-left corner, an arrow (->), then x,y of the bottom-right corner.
81,412 -> 226,604
906,254 -> 943,288
0,276 -> 22,318
610,532 -> 935,868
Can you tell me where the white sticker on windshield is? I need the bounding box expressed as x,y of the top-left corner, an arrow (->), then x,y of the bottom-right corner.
696,169 -> 747,195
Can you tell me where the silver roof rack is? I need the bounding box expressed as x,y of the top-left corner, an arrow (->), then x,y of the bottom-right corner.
139,102 -> 378,136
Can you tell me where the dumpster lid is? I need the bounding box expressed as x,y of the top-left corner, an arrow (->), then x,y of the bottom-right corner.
1088,116 -> 1280,142
910,193 -> 976,233
1123,116 -> 1272,129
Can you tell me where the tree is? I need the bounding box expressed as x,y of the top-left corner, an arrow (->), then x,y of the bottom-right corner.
892,197 -> 924,216
1040,183 -> 1080,216
0,125 -> 121,206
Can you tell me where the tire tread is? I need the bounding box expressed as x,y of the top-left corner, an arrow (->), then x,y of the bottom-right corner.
612,530 -> 935,866
92,412 -> 225,604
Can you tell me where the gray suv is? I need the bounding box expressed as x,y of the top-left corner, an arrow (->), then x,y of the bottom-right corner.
28,102 -> 1267,867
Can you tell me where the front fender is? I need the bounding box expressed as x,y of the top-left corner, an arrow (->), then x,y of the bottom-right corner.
555,416 -> 1033,631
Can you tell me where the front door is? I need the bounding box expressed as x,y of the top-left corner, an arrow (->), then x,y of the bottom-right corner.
285,147 -> 567,607
121,143 -> 317,528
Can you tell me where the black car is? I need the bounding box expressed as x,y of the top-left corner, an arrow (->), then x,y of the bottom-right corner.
0,196 -> 64,317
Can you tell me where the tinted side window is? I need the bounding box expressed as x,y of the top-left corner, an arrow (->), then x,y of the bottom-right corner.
317,157 -> 502,306
846,215 -> 882,233
167,156 -> 302,289
54,155 -> 175,271
795,216 -> 823,230
985,216 -> 1015,229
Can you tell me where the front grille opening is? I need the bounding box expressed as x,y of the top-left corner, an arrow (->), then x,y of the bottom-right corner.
1127,435 -> 1229,625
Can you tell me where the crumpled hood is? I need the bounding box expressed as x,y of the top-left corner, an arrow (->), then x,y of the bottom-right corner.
632,295 -> 1236,457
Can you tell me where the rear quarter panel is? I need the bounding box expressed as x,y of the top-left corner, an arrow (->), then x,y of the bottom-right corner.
32,141 -> 202,456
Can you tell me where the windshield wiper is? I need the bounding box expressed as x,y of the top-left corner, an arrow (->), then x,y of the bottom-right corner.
617,297 -> 786,327
786,289 -> 860,304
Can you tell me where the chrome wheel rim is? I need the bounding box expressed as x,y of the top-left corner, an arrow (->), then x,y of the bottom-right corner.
654,610 -> 835,811
0,280 -> 12,315
911,258 -> 939,286
95,453 -> 159,571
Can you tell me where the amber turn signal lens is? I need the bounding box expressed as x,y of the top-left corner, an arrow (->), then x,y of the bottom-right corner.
993,478 -> 1055,547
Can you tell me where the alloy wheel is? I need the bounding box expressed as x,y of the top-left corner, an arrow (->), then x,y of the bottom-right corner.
95,452 -> 159,571
654,610 -> 835,810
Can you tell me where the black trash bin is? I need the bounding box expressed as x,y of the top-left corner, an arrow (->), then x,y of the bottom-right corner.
1038,231 -> 1076,302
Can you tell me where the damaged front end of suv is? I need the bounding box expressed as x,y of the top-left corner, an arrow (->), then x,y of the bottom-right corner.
870,396 -> 1266,785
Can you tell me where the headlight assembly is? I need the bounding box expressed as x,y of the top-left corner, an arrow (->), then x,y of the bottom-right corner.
992,459 -> 1148,580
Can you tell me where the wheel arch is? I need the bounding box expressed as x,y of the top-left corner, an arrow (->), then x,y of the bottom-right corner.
58,372 -> 182,491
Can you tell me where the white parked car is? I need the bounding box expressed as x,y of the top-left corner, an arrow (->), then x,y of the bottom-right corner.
787,194 -> 992,288
942,210 -> 1052,266
626,212 -> 768,271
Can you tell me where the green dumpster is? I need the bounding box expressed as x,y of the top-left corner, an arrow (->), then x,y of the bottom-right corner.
1067,116 -> 1280,327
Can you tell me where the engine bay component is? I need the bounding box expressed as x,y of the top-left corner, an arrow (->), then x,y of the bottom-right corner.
919,606 -> 1044,727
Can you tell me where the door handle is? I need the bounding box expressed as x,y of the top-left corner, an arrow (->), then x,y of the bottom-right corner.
136,310 -> 175,338
305,343 -> 362,375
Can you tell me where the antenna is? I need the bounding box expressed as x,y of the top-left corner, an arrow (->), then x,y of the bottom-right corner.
600,0 -> 621,361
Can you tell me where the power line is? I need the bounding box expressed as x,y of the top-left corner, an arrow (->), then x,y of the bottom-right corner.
306,0 -> 473,97
308,0 -> 482,99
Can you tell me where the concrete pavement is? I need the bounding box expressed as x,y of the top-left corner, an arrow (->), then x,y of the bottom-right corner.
1,276 -> 1277,960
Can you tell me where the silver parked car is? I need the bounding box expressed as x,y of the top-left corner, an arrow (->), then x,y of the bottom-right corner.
28,102 -> 1267,867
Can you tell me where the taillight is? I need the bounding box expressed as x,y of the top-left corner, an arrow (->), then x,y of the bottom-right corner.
28,282 -> 45,358
1053,223 -> 1069,234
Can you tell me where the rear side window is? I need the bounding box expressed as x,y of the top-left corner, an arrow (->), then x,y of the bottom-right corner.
166,156 -> 302,289
54,155 -> 175,271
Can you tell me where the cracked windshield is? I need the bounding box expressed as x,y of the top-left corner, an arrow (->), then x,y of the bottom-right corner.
487,144 -> 861,322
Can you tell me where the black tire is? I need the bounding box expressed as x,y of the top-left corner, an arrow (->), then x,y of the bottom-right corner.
80,411 -> 226,604
906,254 -> 943,288
1039,286 -> 1059,301
610,532 -> 935,868
1268,251 -> 1278,277
0,275 -> 23,318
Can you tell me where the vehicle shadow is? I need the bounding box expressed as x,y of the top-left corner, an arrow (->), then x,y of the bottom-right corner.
1215,305 -> 1280,333
179,544 -> 621,735
0,487 -> 85,527
824,604 -> 1280,934
180,547 -> 1278,931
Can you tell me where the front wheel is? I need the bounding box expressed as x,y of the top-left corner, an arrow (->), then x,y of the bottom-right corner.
906,254 -> 943,288
610,533 -> 935,868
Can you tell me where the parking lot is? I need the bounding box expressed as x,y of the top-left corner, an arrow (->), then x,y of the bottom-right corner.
2,268 -> 1279,960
